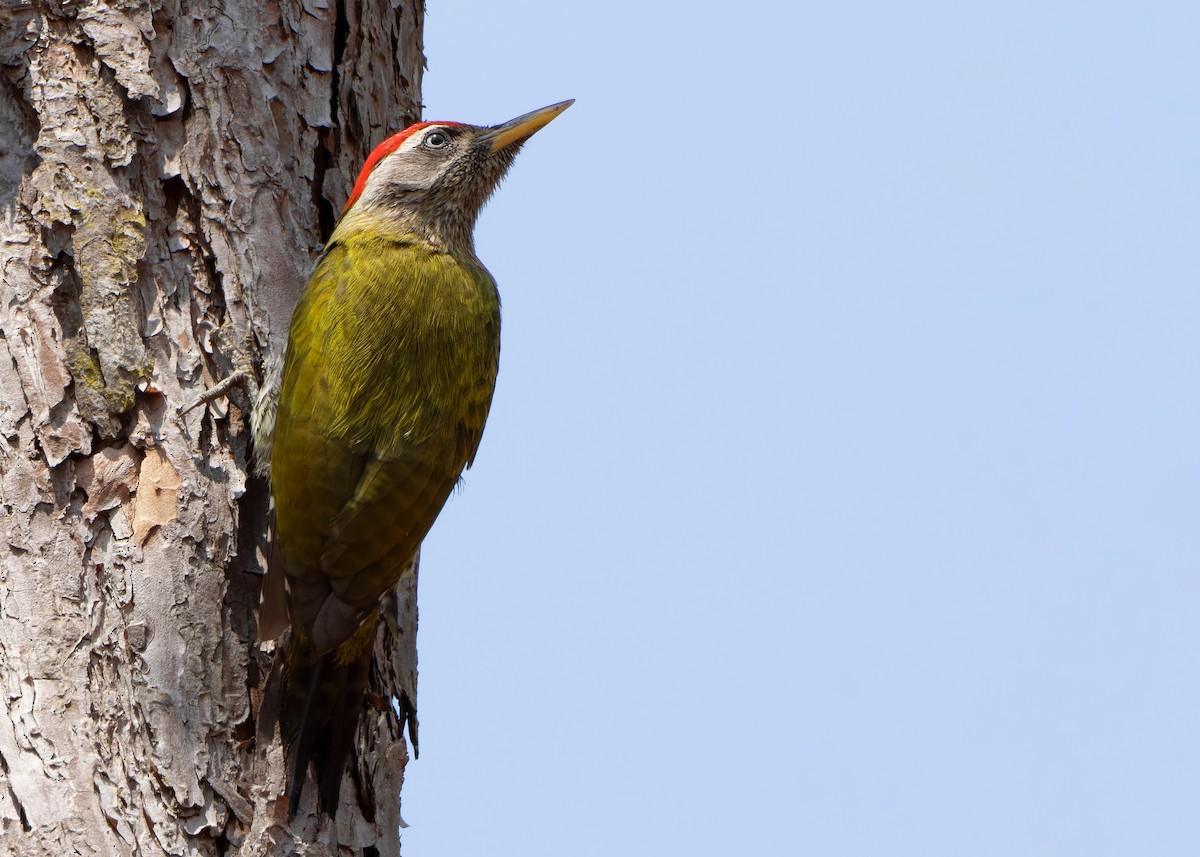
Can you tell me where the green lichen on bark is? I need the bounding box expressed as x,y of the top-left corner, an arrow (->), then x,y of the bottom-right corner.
74,204 -> 153,432
41,191 -> 154,436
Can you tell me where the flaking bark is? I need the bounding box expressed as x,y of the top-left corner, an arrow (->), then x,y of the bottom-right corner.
0,1 -> 424,853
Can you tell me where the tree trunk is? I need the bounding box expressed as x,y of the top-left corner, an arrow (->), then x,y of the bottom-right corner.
0,1 -> 424,853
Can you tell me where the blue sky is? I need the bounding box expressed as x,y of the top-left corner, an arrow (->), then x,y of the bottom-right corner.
400,3 -> 1200,854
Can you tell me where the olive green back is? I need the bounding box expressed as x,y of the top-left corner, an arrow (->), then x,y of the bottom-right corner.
270,223 -> 501,649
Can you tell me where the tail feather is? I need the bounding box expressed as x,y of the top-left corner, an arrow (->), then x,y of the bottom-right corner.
318,643 -> 372,814
279,614 -> 378,818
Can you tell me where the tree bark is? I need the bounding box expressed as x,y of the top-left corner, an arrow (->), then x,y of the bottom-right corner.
0,0 -> 424,853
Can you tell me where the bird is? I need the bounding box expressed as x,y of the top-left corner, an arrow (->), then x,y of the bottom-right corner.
254,99 -> 573,818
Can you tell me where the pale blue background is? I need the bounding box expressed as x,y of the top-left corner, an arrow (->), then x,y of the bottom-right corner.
402,2 -> 1200,854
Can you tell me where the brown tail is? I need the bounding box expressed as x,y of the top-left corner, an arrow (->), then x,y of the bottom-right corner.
279,616 -> 377,818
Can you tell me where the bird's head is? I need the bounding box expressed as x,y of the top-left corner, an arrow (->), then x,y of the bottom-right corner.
336,99 -> 574,254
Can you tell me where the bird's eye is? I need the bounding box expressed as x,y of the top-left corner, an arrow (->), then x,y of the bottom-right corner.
424,131 -> 450,149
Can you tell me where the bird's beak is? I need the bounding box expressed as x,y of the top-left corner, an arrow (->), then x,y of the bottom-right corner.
482,100 -> 575,153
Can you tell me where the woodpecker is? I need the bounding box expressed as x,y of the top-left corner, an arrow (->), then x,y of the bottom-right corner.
256,100 -> 573,817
